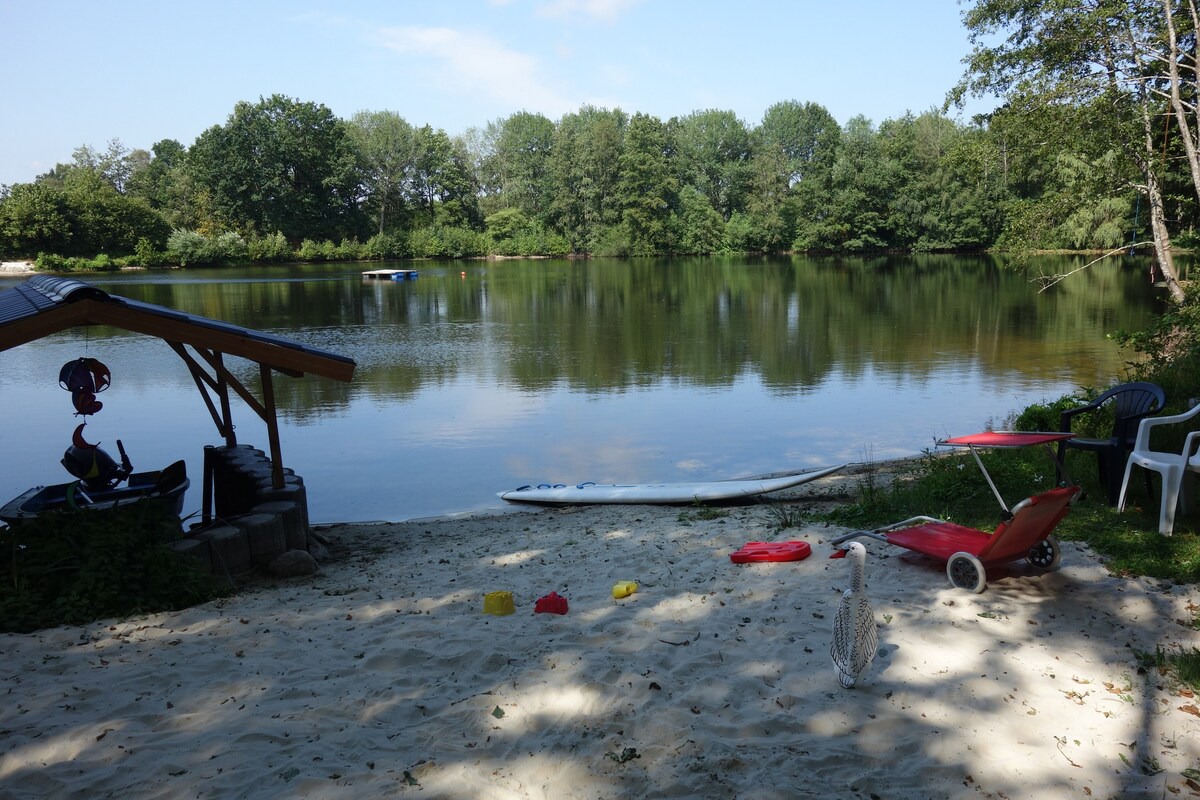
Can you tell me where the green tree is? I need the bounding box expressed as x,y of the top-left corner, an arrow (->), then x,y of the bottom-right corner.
878,111 -> 1001,251
485,207 -> 529,241
125,139 -> 198,230
735,142 -> 792,251
0,171 -> 169,258
924,123 -> 1006,250
757,101 -> 840,189
673,110 -> 752,221
0,182 -> 74,256
63,139 -> 146,194
347,110 -> 415,234
757,101 -> 841,252
672,184 -> 725,254
547,105 -> 628,252
493,111 -> 556,220
984,99 -> 1139,251
958,0 -> 1184,300
615,112 -> 676,255
462,119 -> 506,216
187,94 -> 365,242
810,116 -> 898,251
409,125 -> 481,227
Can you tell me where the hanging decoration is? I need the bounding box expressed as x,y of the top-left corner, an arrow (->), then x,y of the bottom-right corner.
58,357 -> 111,416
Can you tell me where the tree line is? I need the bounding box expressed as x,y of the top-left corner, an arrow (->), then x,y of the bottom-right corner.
3,1 -> 1200,273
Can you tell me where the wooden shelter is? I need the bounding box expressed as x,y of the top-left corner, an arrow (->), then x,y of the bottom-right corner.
0,275 -> 355,494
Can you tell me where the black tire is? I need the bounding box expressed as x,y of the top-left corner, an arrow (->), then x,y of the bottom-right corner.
1027,536 -> 1061,570
947,552 -> 987,593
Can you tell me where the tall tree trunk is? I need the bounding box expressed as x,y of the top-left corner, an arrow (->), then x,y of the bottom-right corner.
1162,0 -> 1200,207
1119,12 -> 1186,302
1145,172 -> 1186,302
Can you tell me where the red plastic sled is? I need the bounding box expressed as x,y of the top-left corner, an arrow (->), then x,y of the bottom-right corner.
730,541 -> 812,563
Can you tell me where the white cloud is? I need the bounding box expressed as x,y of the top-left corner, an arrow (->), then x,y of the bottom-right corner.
375,25 -> 572,117
537,0 -> 642,24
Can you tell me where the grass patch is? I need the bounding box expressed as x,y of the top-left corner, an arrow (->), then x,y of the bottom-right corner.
757,500 -> 807,532
1136,645 -> 1200,692
0,501 -> 227,633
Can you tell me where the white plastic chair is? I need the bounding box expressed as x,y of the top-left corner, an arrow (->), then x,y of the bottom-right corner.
1117,402 -> 1200,535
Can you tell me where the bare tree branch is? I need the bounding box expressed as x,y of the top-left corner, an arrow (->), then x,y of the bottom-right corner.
1031,245 -> 1153,293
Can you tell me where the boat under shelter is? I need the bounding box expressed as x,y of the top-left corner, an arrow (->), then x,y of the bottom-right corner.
0,274 -> 355,526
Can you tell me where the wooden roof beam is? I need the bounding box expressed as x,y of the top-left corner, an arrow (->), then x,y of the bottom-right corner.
80,300 -> 354,382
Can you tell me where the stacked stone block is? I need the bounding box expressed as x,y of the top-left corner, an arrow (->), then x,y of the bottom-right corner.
174,444 -> 315,580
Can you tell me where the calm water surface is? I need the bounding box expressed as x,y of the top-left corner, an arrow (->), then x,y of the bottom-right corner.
0,255 -> 1168,523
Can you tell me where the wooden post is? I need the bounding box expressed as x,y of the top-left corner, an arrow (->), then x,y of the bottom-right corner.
260,363 -> 284,489
202,444 -> 214,525
217,353 -> 236,447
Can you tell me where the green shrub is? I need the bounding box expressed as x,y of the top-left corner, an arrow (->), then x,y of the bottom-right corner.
363,232 -> 410,260
411,225 -> 486,259
212,231 -> 248,262
488,235 -> 521,257
590,224 -> 631,257
34,252 -> 70,271
485,208 -> 530,241
246,231 -> 292,263
502,226 -> 571,257
0,502 -> 225,633
1115,284 -> 1200,411
334,238 -> 363,261
166,229 -> 207,266
297,238 -> 341,261
297,239 -> 322,261
133,236 -> 168,267
295,237 -> 381,262
1010,393 -> 1089,433
166,229 -> 248,266
34,252 -> 120,272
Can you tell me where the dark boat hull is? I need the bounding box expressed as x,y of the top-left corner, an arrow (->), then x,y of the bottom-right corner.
0,468 -> 189,524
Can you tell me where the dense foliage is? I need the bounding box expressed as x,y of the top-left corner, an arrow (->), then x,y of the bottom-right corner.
0,501 -> 225,633
0,87 -> 1185,265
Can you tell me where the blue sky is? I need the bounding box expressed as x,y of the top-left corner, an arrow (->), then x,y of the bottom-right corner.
0,0 -> 993,187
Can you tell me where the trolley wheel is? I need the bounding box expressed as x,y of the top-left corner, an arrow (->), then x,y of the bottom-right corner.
946,552 -> 987,593
1027,536 -> 1061,570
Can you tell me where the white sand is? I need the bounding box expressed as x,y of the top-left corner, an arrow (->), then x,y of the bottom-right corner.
0,261 -> 35,274
2,484 -> 1199,799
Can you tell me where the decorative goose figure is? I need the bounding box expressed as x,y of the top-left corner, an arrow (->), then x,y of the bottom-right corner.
829,542 -> 878,688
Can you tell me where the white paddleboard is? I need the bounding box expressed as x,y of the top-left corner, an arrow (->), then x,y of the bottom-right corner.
498,463 -> 845,505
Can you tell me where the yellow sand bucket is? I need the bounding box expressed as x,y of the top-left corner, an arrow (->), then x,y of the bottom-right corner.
483,591 -> 515,616
612,581 -> 638,599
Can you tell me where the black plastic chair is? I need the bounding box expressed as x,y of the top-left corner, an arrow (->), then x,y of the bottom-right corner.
1056,382 -> 1166,505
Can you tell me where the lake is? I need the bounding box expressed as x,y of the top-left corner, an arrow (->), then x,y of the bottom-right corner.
0,254 -> 1169,524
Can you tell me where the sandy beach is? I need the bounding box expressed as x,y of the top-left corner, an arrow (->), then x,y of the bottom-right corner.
2,473 -> 1199,799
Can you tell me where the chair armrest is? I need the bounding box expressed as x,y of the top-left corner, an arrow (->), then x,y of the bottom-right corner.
1146,403 -> 1200,427
1185,430 -> 1200,461
1133,403 -> 1200,450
